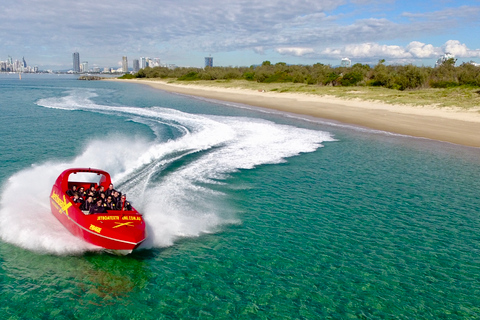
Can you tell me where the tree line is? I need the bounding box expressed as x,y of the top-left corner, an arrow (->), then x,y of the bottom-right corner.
123,59 -> 480,90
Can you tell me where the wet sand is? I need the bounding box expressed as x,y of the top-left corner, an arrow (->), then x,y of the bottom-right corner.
112,79 -> 480,148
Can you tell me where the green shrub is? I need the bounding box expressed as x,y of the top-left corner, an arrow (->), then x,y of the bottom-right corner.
178,71 -> 200,81
243,72 -> 255,81
340,71 -> 363,86
119,73 -> 135,79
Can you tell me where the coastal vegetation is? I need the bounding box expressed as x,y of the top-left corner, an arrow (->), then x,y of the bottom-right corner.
126,59 -> 480,90
119,59 -> 480,109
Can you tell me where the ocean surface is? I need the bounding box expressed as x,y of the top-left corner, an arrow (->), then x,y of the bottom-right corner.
0,73 -> 479,319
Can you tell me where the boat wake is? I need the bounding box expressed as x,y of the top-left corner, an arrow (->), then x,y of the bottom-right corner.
0,88 -> 335,255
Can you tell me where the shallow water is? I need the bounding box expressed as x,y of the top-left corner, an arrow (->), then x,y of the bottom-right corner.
1,74 -> 479,319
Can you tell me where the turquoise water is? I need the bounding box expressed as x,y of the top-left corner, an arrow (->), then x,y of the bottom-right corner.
1,74 -> 480,319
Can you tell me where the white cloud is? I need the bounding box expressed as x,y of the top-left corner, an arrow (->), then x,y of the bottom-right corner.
406,41 -> 440,58
0,0 -> 479,68
275,47 -> 314,56
345,43 -> 410,59
319,40 -> 480,62
443,40 -> 480,58
254,47 -> 265,54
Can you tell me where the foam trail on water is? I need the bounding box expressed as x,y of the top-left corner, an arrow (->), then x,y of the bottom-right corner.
0,88 -> 335,254
0,165 -> 100,254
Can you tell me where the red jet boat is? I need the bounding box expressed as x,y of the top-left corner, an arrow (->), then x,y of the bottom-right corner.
50,168 -> 146,255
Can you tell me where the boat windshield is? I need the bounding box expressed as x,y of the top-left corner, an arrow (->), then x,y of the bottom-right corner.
68,172 -> 107,186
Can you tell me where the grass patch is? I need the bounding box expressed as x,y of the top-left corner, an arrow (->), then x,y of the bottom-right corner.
159,79 -> 480,110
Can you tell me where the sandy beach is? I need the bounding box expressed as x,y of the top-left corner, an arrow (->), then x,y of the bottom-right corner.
113,79 -> 480,148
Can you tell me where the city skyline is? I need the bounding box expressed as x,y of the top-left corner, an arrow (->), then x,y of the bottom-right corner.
0,53 -> 171,73
0,55 -> 38,73
1,1 -> 480,70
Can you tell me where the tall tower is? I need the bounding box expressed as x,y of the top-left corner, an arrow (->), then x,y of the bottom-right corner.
205,56 -> 213,67
81,61 -> 88,73
73,52 -> 80,72
133,59 -> 140,72
122,56 -> 128,73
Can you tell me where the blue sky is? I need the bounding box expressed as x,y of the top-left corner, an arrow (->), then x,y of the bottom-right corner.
1,0 -> 479,70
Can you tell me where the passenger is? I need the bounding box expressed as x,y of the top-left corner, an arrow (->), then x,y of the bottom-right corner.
98,192 -> 106,203
105,183 -> 116,198
77,187 -> 86,198
105,196 -> 116,210
80,196 -> 94,212
66,185 -> 77,197
120,194 -> 132,211
87,190 -> 96,202
72,192 -> 84,204
112,190 -> 121,208
95,186 -> 105,199
88,184 -> 97,197
89,199 -> 107,214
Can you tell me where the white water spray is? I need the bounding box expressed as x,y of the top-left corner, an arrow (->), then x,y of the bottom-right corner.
0,89 -> 335,254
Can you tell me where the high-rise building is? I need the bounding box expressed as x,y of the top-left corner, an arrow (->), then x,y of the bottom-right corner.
340,57 -> 351,67
435,52 -> 456,67
122,56 -> 128,73
81,61 -> 88,72
140,57 -> 147,69
73,52 -> 80,72
205,56 -> 213,67
133,59 -> 140,72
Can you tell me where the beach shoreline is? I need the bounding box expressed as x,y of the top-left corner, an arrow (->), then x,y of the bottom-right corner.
110,79 -> 480,148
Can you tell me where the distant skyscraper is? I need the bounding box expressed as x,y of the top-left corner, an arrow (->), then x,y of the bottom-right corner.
140,57 -> 146,69
122,56 -> 128,73
81,61 -> 88,73
205,56 -> 213,67
435,52 -> 457,67
340,57 -> 351,67
133,59 -> 140,72
73,52 -> 80,72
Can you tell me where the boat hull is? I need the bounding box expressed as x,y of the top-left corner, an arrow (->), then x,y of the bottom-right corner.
50,168 -> 146,253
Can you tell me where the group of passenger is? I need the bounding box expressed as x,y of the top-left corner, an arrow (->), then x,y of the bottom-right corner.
67,183 -> 132,215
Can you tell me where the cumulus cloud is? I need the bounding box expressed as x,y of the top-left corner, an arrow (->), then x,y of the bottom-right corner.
443,40 -> 480,58
0,0 -> 479,68
319,40 -> 480,62
345,43 -> 410,59
406,41 -> 440,58
275,47 -> 314,56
